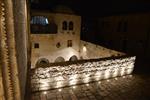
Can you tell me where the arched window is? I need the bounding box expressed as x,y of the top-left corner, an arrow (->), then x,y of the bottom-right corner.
69,55 -> 78,61
62,21 -> 67,30
35,58 -> 49,67
55,57 -> 65,63
31,16 -> 49,25
69,21 -> 73,30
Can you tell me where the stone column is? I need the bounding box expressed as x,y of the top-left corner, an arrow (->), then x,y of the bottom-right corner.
0,0 -> 29,99
3,0 -> 21,99
0,0 -> 14,99
12,0 -> 28,99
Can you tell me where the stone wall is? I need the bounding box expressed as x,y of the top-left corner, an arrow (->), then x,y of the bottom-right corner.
98,13 -> 150,56
31,56 -> 135,92
79,40 -> 125,59
31,39 -> 125,68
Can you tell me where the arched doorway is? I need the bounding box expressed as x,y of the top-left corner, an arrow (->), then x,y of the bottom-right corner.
36,58 -> 49,67
55,57 -> 65,63
69,55 -> 78,61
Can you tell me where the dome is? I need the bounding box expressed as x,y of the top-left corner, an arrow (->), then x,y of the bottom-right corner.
52,5 -> 74,14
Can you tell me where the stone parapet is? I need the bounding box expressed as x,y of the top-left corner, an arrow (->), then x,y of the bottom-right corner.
31,56 -> 136,92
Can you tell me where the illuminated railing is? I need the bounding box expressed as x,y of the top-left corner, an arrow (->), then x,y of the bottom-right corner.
31,56 -> 136,92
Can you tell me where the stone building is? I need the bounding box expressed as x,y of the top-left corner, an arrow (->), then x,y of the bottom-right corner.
98,12 -> 150,58
30,6 -> 125,68
30,6 -> 81,68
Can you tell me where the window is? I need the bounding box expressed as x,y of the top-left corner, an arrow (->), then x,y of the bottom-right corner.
69,55 -> 78,61
69,21 -> 73,30
62,21 -> 67,30
55,57 -> 65,63
36,58 -> 49,67
122,40 -> 127,52
117,21 -> 122,32
99,21 -> 111,32
34,43 -> 39,48
67,40 -> 72,47
31,0 -> 39,3
117,21 -> 128,32
56,42 -> 61,48
31,16 -> 58,34
99,21 -> 104,32
31,16 -> 49,25
123,22 -> 128,32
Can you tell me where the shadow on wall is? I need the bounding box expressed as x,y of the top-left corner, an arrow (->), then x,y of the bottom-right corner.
133,56 -> 150,75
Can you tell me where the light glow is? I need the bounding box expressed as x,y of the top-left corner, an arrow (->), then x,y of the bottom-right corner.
115,78 -> 118,80
83,46 -> 87,52
84,76 -> 90,83
56,81 -> 63,88
58,89 -> 62,92
73,86 -> 76,89
104,71 -> 110,79
43,91 -> 47,94
45,18 -> 49,24
31,56 -> 136,92
120,68 -> 125,76
129,75 -> 133,78
98,81 -> 101,84
107,79 -> 110,82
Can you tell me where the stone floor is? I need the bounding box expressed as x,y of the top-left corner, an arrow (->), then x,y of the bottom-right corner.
30,74 -> 150,100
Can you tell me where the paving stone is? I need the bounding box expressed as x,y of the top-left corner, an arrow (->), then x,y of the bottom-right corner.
30,74 -> 150,100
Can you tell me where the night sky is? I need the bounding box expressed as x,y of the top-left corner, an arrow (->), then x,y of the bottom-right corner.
31,0 -> 150,17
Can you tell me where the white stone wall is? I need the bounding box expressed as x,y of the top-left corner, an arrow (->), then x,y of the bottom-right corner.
31,56 -> 136,92
79,41 -> 125,59
31,38 -> 125,68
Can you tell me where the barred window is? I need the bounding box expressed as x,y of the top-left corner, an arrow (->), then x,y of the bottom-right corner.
67,40 -> 72,47
31,16 -> 49,25
34,43 -> 39,48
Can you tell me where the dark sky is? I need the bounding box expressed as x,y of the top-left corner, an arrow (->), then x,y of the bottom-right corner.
30,0 -> 150,17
